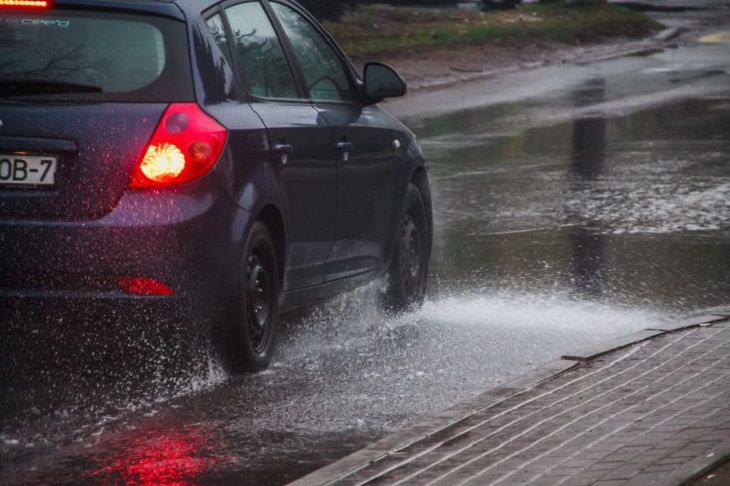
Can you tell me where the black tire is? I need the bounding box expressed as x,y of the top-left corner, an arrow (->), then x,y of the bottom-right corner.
383,183 -> 431,314
221,222 -> 280,372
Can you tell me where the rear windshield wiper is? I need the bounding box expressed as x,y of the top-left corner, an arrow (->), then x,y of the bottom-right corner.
0,78 -> 103,96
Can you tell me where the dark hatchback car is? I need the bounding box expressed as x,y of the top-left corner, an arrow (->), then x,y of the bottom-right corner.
0,0 -> 432,371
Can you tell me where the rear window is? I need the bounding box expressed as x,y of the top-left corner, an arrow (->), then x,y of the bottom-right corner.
0,9 -> 193,101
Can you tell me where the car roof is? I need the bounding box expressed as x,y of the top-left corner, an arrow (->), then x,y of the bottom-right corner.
47,0 -> 302,22
173,0 -> 303,18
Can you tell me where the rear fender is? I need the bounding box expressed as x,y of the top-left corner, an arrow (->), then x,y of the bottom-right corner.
188,17 -> 244,105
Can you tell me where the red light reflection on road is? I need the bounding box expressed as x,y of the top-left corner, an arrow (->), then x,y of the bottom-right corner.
91,428 -> 223,485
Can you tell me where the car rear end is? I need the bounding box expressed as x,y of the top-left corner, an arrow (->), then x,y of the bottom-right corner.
0,0 -> 239,381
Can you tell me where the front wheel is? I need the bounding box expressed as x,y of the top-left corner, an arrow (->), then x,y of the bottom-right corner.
383,183 -> 431,314
221,221 -> 280,372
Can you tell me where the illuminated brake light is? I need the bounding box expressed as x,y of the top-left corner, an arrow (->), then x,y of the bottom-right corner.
140,142 -> 186,182
118,277 -> 174,296
0,0 -> 49,7
130,104 -> 227,189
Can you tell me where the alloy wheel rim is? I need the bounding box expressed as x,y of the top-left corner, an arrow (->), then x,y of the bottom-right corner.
246,252 -> 271,353
400,213 -> 422,299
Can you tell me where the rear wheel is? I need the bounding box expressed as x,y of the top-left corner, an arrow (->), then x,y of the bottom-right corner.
222,222 -> 280,372
383,184 -> 430,314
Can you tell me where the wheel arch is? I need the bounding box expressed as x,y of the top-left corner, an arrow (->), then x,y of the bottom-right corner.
255,204 -> 286,286
410,167 -> 433,243
384,166 -> 433,274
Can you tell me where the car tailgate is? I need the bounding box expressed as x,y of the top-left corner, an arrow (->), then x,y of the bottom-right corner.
0,103 -> 167,220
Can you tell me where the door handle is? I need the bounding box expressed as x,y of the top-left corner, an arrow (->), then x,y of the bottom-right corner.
336,141 -> 353,162
336,141 -> 354,152
274,143 -> 294,154
273,143 -> 293,164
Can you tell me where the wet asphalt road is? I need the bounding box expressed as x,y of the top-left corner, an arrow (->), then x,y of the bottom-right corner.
1,41 -> 729,485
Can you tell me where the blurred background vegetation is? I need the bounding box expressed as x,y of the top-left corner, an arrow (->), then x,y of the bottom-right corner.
298,1 -> 610,22
298,0 -> 356,21
296,1 -> 660,58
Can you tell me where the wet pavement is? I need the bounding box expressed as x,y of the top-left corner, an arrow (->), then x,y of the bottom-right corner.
1,42 -> 729,486
413,43 -> 730,313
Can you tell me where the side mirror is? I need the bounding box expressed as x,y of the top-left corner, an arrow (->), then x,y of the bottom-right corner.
363,62 -> 407,103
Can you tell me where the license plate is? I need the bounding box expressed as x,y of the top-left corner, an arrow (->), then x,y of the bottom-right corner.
0,155 -> 58,186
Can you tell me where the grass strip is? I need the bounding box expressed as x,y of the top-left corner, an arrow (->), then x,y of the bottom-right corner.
324,3 -> 663,57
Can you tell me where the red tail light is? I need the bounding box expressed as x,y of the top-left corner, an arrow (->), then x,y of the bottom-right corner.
118,277 -> 174,296
0,0 -> 49,7
130,104 -> 227,189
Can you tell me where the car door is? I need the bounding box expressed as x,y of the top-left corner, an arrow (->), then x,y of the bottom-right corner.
212,1 -> 339,291
269,1 -> 400,281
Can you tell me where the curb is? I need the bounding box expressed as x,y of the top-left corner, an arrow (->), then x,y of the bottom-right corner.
562,314 -> 727,361
654,27 -> 685,42
399,40 -> 663,96
679,443 -> 730,486
656,440 -> 730,486
289,313 -> 729,486
562,329 -> 665,361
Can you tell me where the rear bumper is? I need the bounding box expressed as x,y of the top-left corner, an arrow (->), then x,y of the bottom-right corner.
0,182 -> 249,330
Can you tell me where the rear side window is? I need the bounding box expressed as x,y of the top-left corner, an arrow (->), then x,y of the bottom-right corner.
206,13 -> 233,65
270,2 -> 356,103
0,10 -> 193,101
223,1 -> 299,99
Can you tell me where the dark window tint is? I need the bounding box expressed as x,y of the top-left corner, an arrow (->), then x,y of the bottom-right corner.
0,10 -> 192,101
206,13 -> 233,64
224,1 -> 298,99
270,2 -> 356,103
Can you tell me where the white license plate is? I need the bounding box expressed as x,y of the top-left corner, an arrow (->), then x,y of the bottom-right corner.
0,155 -> 58,186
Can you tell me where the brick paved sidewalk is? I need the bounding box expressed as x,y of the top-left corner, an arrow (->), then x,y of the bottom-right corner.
292,315 -> 730,486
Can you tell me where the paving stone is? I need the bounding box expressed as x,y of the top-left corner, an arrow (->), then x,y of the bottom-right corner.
290,323 -> 730,486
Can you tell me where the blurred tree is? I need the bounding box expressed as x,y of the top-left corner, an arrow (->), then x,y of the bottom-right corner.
297,0 -> 356,21
539,0 -> 607,3
481,0 -> 522,9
